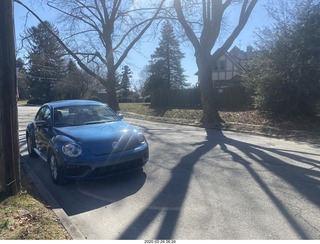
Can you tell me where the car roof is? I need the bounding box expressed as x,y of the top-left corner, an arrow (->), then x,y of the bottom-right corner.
44,100 -> 105,108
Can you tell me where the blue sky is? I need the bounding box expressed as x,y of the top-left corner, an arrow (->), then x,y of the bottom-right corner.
14,0 -> 272,87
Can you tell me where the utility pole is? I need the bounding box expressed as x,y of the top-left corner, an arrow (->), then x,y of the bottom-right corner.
0,0 -> 21,195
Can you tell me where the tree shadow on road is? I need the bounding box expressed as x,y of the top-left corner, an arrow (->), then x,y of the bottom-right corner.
217,131 -> 320,239
119,128 -> 222,239
119,127 -> 320,239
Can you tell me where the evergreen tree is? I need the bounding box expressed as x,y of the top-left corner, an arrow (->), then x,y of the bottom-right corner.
117,65 -> 132,101
26,21 -> 65,101
122,65 -> 132,92
243,1 -> 320,115
146,21 -> 188,94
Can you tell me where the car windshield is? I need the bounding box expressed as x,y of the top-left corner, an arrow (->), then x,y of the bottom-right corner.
54,104 -> 120,127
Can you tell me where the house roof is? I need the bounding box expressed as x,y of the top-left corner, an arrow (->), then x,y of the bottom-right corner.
225,52 -> 245,71
194,45 -> 253,76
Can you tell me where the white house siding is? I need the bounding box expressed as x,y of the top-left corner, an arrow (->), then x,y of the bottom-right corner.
212,55 -> 241,81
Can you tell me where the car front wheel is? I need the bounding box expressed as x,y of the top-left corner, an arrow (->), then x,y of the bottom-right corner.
48,152 -> 65,185
27,135 -> 37,158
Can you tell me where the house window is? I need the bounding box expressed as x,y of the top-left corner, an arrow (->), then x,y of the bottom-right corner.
219,60 -> 226,71
213,61 -> 219,71
213,60 -> 226,71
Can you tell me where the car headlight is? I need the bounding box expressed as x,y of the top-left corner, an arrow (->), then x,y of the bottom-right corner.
62,143 -> 82,157
138,132 -> 146,144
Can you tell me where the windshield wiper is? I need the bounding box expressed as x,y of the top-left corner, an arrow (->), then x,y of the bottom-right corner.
83,119 -> 115,125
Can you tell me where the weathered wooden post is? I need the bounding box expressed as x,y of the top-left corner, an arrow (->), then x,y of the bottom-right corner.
0,0 -> 21,195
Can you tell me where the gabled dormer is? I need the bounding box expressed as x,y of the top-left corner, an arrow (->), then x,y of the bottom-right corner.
212,46 -> 253,88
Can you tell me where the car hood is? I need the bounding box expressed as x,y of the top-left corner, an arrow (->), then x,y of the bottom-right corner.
55,121 -> 141,155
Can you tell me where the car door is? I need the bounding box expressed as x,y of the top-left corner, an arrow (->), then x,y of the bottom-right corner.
34,106 -> 53,157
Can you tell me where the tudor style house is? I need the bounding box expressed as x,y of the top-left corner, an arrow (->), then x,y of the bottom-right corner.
212,46 -> 253,88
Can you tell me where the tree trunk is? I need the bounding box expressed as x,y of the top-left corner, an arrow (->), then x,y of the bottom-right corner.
198,66 -> 223,127
106,71 -> 120,112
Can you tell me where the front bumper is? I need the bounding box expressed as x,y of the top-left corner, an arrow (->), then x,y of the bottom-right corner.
60,143 -> 149,180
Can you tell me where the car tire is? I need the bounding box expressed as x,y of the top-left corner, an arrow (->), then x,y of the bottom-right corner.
48,152 -> 65,185
27,134 -> 38,158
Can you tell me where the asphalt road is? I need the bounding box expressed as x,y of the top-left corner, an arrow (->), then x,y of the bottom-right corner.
18,105 -> 320,240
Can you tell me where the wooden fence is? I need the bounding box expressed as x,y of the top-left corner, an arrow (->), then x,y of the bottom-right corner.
151,86 -> 249,109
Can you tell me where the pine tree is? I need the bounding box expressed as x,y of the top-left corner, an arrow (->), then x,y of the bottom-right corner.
146,21 -> 187,94
117,65 -> 133,102
121,66 -> 132,96
26,21 -> 65,102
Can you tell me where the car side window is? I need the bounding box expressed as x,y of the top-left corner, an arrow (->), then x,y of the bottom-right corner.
36,107 -> 51,122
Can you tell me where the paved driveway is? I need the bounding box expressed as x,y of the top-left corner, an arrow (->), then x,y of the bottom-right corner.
18,105 -> 320,239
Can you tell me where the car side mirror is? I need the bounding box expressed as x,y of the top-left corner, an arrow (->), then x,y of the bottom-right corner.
35,120 -> 49,127
117,114 -> 124,120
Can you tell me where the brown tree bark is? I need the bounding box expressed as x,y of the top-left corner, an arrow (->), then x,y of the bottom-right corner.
0,0 -> 21,195
174,0 -> 258,126
197,63 -> 223,126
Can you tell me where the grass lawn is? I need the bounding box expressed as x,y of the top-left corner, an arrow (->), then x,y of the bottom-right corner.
0,169 -> 71,240
119,103 -> 320,133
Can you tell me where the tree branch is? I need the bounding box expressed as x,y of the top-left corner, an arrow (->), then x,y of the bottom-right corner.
174,0 -> 202,55
15,0 -> 107,85
115,0 -> 166,69
47,1 -> 103,37
211,0 -> 258,63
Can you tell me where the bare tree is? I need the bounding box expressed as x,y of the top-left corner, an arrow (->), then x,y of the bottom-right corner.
16,0 -> 165,111
174,0 -> 258,126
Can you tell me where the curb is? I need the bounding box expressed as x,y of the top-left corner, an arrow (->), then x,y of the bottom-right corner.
21,157 -> 86,240
122,112 -> 320,145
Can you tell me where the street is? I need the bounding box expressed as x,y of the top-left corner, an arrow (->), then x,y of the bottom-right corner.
18,105 -> 320,240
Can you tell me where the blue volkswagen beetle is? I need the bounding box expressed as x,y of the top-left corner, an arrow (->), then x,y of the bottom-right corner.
26,100 -> 149,184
